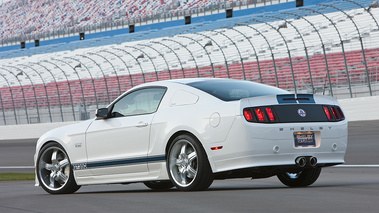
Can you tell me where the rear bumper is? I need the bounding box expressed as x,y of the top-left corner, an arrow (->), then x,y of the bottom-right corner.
208,116 -> 348,173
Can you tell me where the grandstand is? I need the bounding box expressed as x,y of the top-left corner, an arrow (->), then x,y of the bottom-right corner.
0,0 -> 378,125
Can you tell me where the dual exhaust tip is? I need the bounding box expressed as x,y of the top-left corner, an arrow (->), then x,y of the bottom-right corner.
295,156 -> 317,168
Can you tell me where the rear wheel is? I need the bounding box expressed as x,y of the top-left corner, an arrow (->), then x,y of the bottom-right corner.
277,167 -> 322,187
143,181 -> 174,190
167,134 -> 214,191
36,142 -> 80,194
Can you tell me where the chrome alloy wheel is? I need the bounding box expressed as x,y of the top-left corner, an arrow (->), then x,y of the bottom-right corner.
38,146 -> 70,191
168,139 -> 198,187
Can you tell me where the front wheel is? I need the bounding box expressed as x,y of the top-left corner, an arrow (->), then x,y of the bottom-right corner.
277,167 -> 322,187
36,142 -> 80,194
167,134 -> 214,191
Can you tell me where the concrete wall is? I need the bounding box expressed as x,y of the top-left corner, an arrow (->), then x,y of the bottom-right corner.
338,96 -> 379,122
0,96 -> 378,141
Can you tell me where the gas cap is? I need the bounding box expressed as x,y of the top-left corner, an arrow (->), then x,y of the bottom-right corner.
209,112 -> 221,127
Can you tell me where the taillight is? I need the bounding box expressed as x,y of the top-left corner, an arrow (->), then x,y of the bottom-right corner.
243,109 -> 254,121
323,106 -> 333,120
265,107 -> 276,121
331,107 -> 340,120
337,107 -> 345,119
243,106 -> 278,123
323,105 -> 345,121
255,108 -> 266,121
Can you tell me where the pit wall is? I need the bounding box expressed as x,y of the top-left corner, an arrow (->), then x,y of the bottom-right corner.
0,96 -> 378,141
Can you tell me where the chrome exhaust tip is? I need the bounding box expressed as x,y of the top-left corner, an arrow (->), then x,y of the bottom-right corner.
309,157 -> 318,167
295,157 -> 307,167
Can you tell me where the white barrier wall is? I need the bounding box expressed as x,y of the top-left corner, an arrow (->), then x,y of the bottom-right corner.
0,96 -> 378,141
0,121 -> 79,141
338,96 -> 379,122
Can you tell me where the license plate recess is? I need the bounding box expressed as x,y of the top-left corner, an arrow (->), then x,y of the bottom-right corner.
294,132 -> 316,147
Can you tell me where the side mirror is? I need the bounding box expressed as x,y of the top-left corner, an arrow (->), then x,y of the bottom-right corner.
95,108 -> 109,119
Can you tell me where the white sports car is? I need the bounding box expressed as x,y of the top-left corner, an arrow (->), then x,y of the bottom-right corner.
34,78 -> 348,194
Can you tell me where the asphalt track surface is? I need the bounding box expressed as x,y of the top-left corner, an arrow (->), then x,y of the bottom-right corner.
0,120 -> 378,213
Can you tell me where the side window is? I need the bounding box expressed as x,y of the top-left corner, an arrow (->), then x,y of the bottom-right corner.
111,87 -> 166,117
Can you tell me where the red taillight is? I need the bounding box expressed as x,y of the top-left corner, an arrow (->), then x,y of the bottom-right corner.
265,107 -> 276,121
243,109 -> 254,121
337,107 -> 344,119
331,107 -> 340,120
323,106 -> 332,120
255,108 -> 266,121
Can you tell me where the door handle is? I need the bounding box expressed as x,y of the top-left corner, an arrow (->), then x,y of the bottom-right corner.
136,122 -> 148,127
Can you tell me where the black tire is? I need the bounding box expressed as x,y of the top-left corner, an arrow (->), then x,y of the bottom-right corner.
167,134 -> 214,191
277,167 -> 322,187
36,142 -> 80,194
143,181 -> 174,190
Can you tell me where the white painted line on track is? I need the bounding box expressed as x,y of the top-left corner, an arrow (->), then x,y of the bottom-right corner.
333,165 -> 379,168
0,166 -> 34,169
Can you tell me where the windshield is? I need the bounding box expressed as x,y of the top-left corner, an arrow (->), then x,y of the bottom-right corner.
186,79 -> 290,101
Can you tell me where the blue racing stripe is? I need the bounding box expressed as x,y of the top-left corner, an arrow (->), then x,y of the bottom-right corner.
277,94 -> 315,104
72,155 -> 166,170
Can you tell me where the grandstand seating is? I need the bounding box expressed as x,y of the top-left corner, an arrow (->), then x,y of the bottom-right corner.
1,46 -> 378,110
0,0 -> 278,45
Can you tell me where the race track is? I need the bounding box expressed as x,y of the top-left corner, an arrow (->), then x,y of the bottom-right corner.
0,120 -> 378,213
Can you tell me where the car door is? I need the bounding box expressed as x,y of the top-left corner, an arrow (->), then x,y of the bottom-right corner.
85,87 -> 166,176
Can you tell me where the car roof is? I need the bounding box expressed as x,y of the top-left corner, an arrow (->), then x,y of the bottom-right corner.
131,78 -> 233,88
169,78 -> 240,85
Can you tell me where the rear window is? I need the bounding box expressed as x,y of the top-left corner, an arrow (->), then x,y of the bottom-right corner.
186,80 -> 290,101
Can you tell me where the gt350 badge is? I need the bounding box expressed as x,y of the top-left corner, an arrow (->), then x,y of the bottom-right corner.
72,163 -> 87,170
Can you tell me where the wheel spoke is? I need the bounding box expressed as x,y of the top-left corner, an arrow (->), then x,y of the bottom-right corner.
187,151 -> 197,163
180,170 -> 187,185
49,172 -> 55,188
56,171 -> 68,184
59,158 -> 69,168
51,150 -> 58,163
187,166 -> 197,178
44,162 -> 54,171
180,144 -> 187,155
175,158 -> 182,166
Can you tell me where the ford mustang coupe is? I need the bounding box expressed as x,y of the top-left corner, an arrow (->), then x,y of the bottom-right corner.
35,78 -> 347,194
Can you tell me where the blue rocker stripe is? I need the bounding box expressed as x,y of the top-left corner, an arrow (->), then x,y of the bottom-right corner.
73,155 -> 166,169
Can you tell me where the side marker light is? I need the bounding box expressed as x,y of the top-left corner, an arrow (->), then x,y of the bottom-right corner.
211,146 -> 223,150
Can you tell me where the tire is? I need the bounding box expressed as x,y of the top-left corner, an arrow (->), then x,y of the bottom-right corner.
36,142 -> 80,194
143,181 -> 174,190
167,134 -> 214,191
277,167 -> 322,187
